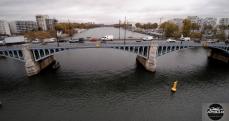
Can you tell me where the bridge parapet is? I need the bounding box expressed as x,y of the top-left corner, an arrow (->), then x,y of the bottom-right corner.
156,42 -> 201,57
136,42 -> 157,72
0,48 -> 24,62
22,44 -> 56,76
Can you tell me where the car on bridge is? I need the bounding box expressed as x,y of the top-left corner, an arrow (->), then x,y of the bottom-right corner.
59,38 -> 69,42
89,38 -> 98,42
101,35 -> 114,41
79,38 -> 85,43
0,40 -> 5,46
32,39 -> 41,44
142,36 -> 153,41
166,38 -> 176,42
180,37 -> 191,41
69,38 -> 79,43
207,39 -> 218,43
3,36 -> 26,45
44,38 -> 56,43
69,38 -> 85,43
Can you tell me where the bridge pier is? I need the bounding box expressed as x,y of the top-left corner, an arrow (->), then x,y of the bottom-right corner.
22,44 -> 56,76
208,49 -> 229,63
136,43 -> 157,72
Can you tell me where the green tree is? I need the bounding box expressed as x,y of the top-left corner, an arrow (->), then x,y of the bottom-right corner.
191,23 -> 200,32
165,22 -> 179,38
203,24 -> 213,31
182,19 -> 192,37
215,31 -> 226,41
190,32 -> 202,39
160,22 -> 179,38
173,32 -> 182,39
143,23 -> 150,29
24,31 -> 56,42
135,23 -> 142,28
55,23 -> 65,31
159,22 -> 167,30
151,23 -> 158,29
135,22 -> 158,29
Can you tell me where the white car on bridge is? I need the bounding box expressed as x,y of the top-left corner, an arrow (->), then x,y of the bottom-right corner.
180,35 -> 191,41
0,40 -> 5,46
180,37 -> 191,41
142,36 -> 153,41
101,35 -> 114,41
166,38 -> 176,42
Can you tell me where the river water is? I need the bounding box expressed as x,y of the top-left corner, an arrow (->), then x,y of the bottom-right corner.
72,27 -> 146,39
0,27 -> 229,121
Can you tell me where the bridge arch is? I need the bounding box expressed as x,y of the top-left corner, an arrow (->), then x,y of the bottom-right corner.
208,46 -> 229,54
156,44 -> 197,57
0,49 -> 24,62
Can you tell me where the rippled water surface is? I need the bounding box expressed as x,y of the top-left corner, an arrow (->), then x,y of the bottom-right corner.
0,27 -> 229,121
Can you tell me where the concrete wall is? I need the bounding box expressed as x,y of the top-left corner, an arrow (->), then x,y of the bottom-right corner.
22,44 -> 55,76
208,49 -> 229,63
39,56 -> 55,70
136,43 -> 157,72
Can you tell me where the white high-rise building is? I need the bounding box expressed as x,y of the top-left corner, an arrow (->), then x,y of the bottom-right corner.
45,19 -> 57,30
0,20 -> 11,36
9,21 -> 37,34
219,18 -> 229,26
36,15 -> 49,31
202,17 -> 217,27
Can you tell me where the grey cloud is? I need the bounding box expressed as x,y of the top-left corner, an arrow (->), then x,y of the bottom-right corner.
0,0 -> 229,23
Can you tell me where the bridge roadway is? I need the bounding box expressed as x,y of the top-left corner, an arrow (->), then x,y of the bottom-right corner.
0,40 -> 227,50
0,40 -> 195,60
0,40 -> 200,50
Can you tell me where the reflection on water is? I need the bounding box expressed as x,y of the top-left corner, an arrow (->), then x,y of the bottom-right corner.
0,28 -> 229,121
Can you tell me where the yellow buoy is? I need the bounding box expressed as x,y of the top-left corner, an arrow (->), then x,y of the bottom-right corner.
171,81 -> 178,92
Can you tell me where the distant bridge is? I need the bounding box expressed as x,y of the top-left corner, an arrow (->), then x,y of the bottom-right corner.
0,40 -> 228,76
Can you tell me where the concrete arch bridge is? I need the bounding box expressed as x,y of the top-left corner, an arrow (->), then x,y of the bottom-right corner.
0,40 -> 228,76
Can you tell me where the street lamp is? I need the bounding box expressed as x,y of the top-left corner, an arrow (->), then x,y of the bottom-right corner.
124,16 -> 126,45
56,31 -> 62,47
119,20 -> 121,40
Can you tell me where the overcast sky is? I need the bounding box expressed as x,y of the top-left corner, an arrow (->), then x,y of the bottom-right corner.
0,0 -> 228,24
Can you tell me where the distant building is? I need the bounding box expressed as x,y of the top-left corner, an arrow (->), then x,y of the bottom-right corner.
36,15 -> 57,31
45,19 -> 57,30
36,15 -> 49,31
202,17 -> 217,27
198,17 -> 217,32
187,16 -> 202,25
0,20 -> 11,36
9,21 -> 37,34
219,18 -> 229,26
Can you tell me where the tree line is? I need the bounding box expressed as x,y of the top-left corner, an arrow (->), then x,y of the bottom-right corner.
135,23 -> 158,29
158,19 -> 226,40
54,22 -> 98,37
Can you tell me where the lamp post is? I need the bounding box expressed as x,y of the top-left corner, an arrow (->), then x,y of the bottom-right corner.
119,20 -> 121,40
124,16 -> 126,45
56,31 -> 62,47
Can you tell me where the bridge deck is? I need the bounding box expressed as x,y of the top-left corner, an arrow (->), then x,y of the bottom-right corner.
0,40 -> 228,62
